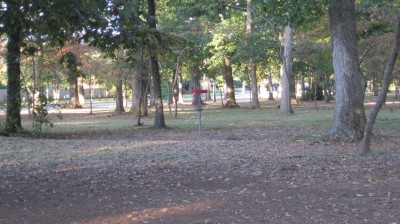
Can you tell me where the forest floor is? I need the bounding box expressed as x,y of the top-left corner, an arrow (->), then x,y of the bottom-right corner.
1,100 -> 400,224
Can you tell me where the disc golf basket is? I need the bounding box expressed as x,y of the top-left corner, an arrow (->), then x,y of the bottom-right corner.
191,89 -> 207,132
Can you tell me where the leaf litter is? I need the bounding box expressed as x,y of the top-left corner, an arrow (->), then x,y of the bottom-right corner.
0,126 -> 399,223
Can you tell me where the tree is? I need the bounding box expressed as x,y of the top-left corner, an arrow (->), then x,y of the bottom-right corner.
362,16 -> 400,154
3,2 -> 23,134
223,57 -> 240,108
60,51 -> 84,109
148,0 -> 166,128
247,0 -> 260,109
329,0 -> 366,142
280,26 -> 294,114
130,53 -> 149,118
0,0 -> 109,135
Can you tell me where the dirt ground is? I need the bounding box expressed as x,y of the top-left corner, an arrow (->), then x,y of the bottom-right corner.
1,111 -> 400,224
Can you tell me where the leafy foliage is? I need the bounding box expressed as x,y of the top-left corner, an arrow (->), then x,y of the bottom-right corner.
31,94 -> 64,136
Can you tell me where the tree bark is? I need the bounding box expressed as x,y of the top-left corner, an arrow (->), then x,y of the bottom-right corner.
140,74 -> 149,116
131,70 -> 141,110
78,77 -> 86,108
223,57 -> 239,108
115,78 -> 125,113
280,26 -> 294,114
68,77 -> 82,108
131,55 -> 148,116
5,23 -> 23,134
178,72 -> 184,104
247,0 -> 260,109
267,64 -> 274,100
362,16 -> 400,154
131,63 -> 142,113
148,0 -> 166,128
329,0 -> 366,142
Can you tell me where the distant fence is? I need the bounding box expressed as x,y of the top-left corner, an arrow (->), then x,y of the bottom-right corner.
0,88 -> 113,103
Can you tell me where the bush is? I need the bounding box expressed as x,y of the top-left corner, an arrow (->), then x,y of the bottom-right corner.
31,95 -> 64,136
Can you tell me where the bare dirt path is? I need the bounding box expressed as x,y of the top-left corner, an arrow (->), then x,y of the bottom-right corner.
1,124 -> 400,224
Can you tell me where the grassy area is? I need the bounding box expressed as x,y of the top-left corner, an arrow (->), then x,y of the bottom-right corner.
7,99 -> 397,135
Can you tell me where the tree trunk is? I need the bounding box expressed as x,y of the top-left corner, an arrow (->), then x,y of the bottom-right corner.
4,24 -> 23,134
131,65 -> 142,113
68,77 -> 82,108
115,79 -> 125,113
267,64 -> 274,100
149,71 -> 155,107
141,76 -> 149,116
329,0 -> 366,142
149,56 -> 165,127
148,0 -> 166,128
223,57 -> 239,108
78,77 -> 86,108
280,26 -> 294,114
362,16 -> 400,154
247,0 -> 260,109
178,72 -> 184,104
172,69 -> 179,118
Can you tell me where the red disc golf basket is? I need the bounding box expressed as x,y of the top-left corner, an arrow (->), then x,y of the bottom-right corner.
191,89 -> 208,132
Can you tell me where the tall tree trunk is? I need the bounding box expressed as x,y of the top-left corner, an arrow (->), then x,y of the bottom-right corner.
247,0 -> 260,109
362,16 -> 400,154
5,24 -> 23,134
329,0 -> 366,142
223,57 -> 239,108
115,78 -> 125,113
148,0 -> 166,128
141,76 -> 149,116
267,64 -> 274,100
280,25 -> 294,114
149,70 -> 155,107
131,70 -> 141,111
131,64 -> 142,113
178,72 -> 184,104
68,77 -> 82,108
172,69 -> 179,118
78,77 -> 86,108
